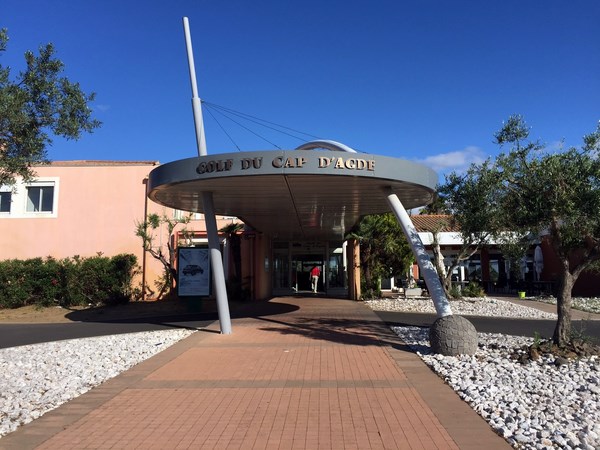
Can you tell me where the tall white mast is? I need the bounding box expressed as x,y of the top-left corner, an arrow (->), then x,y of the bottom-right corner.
182,17 -> 232,334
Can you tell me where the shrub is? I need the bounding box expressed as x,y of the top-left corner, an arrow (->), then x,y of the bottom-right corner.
0,259 -> 29,308
448,283 -> 462,299
462,281 -> 486,298
0,254 -> 138,309
361,288 -> 382,300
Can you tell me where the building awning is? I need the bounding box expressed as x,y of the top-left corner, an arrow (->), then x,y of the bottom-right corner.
147,150 -> 437,241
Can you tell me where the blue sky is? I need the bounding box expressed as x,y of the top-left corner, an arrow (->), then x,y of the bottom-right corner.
2,0 -> 599,180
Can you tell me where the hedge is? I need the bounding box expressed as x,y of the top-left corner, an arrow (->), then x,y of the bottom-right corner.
0,254 -> 138,309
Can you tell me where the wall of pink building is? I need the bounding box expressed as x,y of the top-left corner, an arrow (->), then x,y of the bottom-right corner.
1,161 -> 252,301
1,162 -> 169,296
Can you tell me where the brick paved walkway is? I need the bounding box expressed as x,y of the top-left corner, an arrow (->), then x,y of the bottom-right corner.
0,296 -> 510,449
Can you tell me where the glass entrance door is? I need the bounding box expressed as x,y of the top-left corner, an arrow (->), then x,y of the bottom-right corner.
272,241 -> 325,295
292,255 -> 324,293
272,241 -> 348,297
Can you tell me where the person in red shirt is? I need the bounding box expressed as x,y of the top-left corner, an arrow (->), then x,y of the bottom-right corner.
310,266 -> 321,293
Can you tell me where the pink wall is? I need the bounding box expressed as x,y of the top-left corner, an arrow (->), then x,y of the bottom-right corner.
1,162 -> 178,297
1,161 -> 252,300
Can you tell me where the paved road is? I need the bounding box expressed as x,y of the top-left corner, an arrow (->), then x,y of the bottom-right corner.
373,310 -> 600,340
2,298 -> 599,349
0,313 -> 219,349
0,301 -> 301,349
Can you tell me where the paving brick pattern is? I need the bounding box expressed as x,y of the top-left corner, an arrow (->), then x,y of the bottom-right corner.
1,296 -> 510,449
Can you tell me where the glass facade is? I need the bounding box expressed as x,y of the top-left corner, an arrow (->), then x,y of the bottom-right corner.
272,240 -> 347,296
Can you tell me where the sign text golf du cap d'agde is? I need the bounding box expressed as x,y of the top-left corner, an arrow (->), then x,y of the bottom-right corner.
196,155 -> 376,175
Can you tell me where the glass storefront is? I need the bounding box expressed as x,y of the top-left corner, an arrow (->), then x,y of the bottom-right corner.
272,240 -> 348,296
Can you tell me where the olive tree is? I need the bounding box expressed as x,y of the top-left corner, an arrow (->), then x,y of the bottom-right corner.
0,29 -> 100,185
135,212 -> 192,299
430,161 -> 503,297
490,116 -> 600,345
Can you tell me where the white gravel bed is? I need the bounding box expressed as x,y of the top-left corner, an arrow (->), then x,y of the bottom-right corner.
394,326 -> 600,450
370,296 -> 600,448
534,296 -> 600,315
0,329 -> 195,438
366,296 -> 557,319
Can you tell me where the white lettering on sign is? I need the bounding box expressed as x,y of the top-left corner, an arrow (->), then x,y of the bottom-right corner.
272,156 -> 307,168
195,155 -> 376,176
318,157 -> 375,171
241,157 -> 263,170
196,159 -> 234,174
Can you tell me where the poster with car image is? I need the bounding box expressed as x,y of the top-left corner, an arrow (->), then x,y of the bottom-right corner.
178,247 -> 210,297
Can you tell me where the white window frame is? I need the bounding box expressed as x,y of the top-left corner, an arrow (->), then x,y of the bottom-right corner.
0,186 -> 12,214
1,177 -> 60,219
25,182 -> 56,214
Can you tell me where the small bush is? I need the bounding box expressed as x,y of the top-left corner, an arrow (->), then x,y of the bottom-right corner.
361,288 -> 382,300
448,284 -> 462,299
462,281 -> 486,298
0,259 -> 29,308
0,254 -> 138,309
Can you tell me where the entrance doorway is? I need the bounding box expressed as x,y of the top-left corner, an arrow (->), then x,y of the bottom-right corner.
292,255 -> 324,293
272,241 -> 348,296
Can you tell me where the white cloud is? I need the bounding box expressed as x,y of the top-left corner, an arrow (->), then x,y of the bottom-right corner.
416,146 -> 487,174
94,104 -> 111,112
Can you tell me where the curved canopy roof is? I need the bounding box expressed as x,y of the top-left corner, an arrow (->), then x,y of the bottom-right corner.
148,149 -> 437,241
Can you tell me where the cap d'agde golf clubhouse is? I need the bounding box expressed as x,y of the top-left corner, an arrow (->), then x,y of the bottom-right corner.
147,140 -> 438,308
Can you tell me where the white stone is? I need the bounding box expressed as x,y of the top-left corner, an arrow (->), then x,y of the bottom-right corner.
0,329 -> 194,439
389,324 -> 600,449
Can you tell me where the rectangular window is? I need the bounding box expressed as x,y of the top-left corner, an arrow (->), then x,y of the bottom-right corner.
26,185 -> 54,212
0,191 -> 11,213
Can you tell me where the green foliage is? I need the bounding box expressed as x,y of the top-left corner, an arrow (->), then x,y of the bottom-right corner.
360,287 -> 382,300
419,193 -> 449,214
456,115 -> 600,346
0,28 -> 101,186
448,284 -> 462,299
0,257 -> 71,308
220,222 -> 244,278
492,116 -> 600,259
220,222 -> 247,300
0,254 -> 138,309
423,154 -> 502,299
135,212 -> 191,298
569,318 -> 597,346
461,281 -> 485,298
533,331 -> 542,347
433,156 -> 504,295
347,213 -> 413,294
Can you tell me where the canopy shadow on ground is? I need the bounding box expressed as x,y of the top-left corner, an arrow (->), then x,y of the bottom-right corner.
253,314 -> 412,351
63,298 -> 300,324
374,310 -> 600,341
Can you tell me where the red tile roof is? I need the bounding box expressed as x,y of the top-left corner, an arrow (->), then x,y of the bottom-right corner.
410,214 -> 458,232
43,160 -> 160,167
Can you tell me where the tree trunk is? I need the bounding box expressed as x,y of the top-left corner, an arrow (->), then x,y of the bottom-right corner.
442,273 -> 454,297
230,234 -> 242,281
432,232 -> 452,298
361,246 -> 373,293
553,264 -> 575,346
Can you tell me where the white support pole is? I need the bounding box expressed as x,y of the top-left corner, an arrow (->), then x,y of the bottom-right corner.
183,17 -> 207,157
385,191 -> 453,317
203,192 -> 232,334
183,17 -> 232,334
